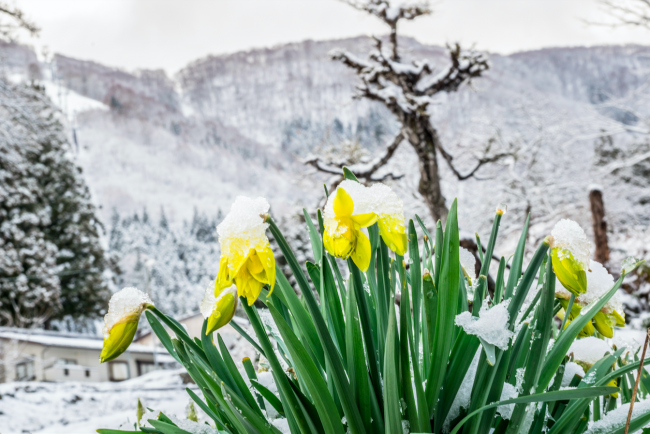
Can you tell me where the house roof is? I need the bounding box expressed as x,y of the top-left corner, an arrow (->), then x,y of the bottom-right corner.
0,327 -> 169,356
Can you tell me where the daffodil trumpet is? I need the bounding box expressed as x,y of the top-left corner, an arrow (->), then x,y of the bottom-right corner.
100,287 -> 154,363
549,219 -> 591,296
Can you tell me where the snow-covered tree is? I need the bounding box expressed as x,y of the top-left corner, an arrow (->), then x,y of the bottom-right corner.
321,0 -> 509,221
0,81 -> 111,327
108,207 -> 223,317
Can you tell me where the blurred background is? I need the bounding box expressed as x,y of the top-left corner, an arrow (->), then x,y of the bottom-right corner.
0,0 -> 649,431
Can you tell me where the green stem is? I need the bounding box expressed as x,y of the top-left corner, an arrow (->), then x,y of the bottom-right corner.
559,293 -> 575,334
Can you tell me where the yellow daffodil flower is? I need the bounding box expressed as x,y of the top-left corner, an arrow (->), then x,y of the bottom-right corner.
323,180 -> 408,269
555,260 -> 625,338
201,285 -> 238,334
550,219 -> 590,296
100,287 -> 154,363
215,197 -> 276,306
323,187 -> 376,271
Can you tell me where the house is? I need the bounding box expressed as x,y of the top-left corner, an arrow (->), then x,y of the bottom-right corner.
0,327 -> 175,383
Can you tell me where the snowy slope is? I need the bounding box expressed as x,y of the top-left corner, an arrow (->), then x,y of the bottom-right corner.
2,38 -> 648,268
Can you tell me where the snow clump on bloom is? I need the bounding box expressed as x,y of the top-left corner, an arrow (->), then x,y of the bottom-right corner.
217,196 -> 270,260
102,287 -> 152,338
556,260 -> 622,314
569,337 -> 612,366
550,219 -> 591,267
455,304 -> 514,350
323,180 -> 404,223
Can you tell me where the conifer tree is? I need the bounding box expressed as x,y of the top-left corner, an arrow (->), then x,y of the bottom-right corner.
0,80 -> 110,327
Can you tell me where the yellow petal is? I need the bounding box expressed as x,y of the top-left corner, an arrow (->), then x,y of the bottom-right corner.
235,266 -> 265,306
552,247 -> 587,296
100,314 -> 140,363
351,229 -> 371,272
378,215 -> 408,256
351,212 -> 378,228
216,256 -> 234,292
333,188 -> 354,217
256,244 -> 276,296
206,290 -> 238,334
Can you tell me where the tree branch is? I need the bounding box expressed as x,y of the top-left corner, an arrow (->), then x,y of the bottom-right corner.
435,140 -> 511,181
0,2 -> 40,39
593,0 -> 650,29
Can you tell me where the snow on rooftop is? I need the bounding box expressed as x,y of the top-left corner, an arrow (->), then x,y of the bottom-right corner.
568,337 -> 612,366
459,247 -> 476,283
550,219 -> 591,268
0,327 -> 166,355
217,196 -> 270,261
585,398 -> 650,433
455,304 -> 514,350
555,260 -> 622,314
103,287 -> 152,338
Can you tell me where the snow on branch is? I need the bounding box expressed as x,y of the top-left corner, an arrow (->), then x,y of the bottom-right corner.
0,2 -> 39,40
343,0 -> 431,24
594,0 -> 650,29
418,44 -> 489,95
305,132 -> 405,184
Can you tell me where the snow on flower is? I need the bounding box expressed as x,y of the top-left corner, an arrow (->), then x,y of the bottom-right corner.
550,219 -> 590,296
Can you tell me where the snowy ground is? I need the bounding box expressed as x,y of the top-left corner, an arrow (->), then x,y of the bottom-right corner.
0,369 -> 209,434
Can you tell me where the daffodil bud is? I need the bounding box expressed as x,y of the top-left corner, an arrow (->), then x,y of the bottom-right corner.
550,219 -> 590,296
201,285 -> 238,334
100,287 -> 154,363
216,197 -> 276,306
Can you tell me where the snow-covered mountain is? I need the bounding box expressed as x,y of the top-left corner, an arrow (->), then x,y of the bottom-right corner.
2,37 -> 649,271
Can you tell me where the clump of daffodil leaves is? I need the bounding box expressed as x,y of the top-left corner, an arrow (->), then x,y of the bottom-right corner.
99,171 -> 647,434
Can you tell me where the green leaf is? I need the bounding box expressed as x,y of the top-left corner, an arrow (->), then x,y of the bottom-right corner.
149,307 -> 208,366
303,209 -> 323,263
147,420 -> 193,434
229,319 -> 266,358
383,296 -> 402,434
342,167 -> 359,181
241,301 -> 312,434
217,333 -> 264,417
200,320 -> 239,393
346,276 -> 372,432
539,273 -> 625,390
268,303 -> 346,434
426,199 -> 460,417
243,357 -> 266,412
400,276 -> 421,433
251,378 -> 285,417
267,217 -> 367,434
449,387 -> 619,434
144,310 -> 180,363
504,214 -> 530,300
274,264 -> 325,368
408,220 -> 423,373
185,388 -> 231,433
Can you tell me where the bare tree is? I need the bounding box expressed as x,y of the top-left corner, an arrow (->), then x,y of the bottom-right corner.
315,0 -> 506,221
0,2 -> 39,40
595,0 -> 650,30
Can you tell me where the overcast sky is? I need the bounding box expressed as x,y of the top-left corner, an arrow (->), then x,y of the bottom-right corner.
16,0 -> 649,74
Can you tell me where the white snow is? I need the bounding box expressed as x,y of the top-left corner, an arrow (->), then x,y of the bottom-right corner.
459,247 -> 477,284
455,304 -> 514,350
103,287 -> 153,338
561,362 -> 586,387
0,369 -> 210,434
497,383 -> 518,420
585,398 -> 650,433
200,285 -> 237,318
568,337 -> 612,366
550,219 -> 591,268
42,80 -> 108,121
323,179 -> 405,234
443,348 -> 481,432
556,260 -> 623,314
217,196 -> 270,262
622,256 -> 640,275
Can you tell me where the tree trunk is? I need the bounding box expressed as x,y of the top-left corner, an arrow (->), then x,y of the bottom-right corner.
589,188 -> 610,264
402,115 -> 448,222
